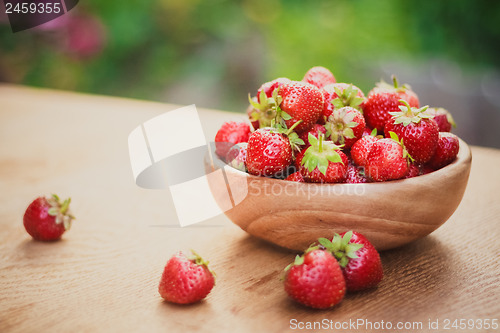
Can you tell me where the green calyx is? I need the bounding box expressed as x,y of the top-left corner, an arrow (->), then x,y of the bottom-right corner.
331,84 -> 364,112
301,133 -> 343,176
46,194 -> 75,230
248,87 -> 284,128
269,119 -> 305,153
325,107 -> 359,145
388,131 -> 414,164
188,249 -> 216,280
376,75 -> 411,93
318,231 -> 363,268
388,100 -> 431,126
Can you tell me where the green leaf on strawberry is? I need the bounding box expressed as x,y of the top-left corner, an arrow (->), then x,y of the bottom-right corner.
318,231 -> 364,268
301,133 -> 343,175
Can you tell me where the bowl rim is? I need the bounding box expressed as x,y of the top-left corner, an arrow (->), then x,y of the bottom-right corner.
210,137 -> 472,187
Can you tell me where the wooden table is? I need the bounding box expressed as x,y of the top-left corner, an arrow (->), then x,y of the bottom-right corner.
1,84 -> 499,333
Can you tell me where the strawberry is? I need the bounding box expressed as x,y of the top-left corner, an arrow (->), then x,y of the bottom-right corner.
283,248 -> 346,309
299,133 -> 348,183
345,163 -> 368,183
248,78 -> 291,128
321,83 -> 365,123
302,66 -> 336,89
23,194 -> 75,241
158,250 -> 215,304
405,163 -> 421,179
350,134 -> 378,167
325,106 -> 366,149
424,107 -> 456,132
320,231 -> 383,291
365,132 -> 410,181
362,76 -> 419,132
246,122 -> 303,177
215,121 -> 251,161
285,171 -> 304,182
298,124 -> 326,148
384,100 -> 439,164
278,81 -> 324,133
225,142 -> 248,172
427,132 -> 459,170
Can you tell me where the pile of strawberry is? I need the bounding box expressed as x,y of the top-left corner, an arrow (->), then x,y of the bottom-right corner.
215,66 -> 459,183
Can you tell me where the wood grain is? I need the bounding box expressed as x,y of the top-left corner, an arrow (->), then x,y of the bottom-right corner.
0,84 -> 499,333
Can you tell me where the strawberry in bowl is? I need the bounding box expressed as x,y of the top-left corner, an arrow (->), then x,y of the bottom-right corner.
206,66 -> 471,252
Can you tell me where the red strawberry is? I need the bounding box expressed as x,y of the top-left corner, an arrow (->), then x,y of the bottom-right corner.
278,81 -> 324,133
320,231 -> 383,291
299,133 -> 348,183
158,250 -> 215,304
284,248 -> 346,309
294,149 -> 306,169
256,77 -> 291,102
215,122 -> 251,161
384,101 -> 439,164
405,163 -> 421,179
246,122 -> 303,177
351,134 -> 378,167
427,132 -> 459,169
302,66 -> 336,89
321,83 -> 365,123
365,132 -> 410,181
345,163 -> 368,183
325,106 -> 366,148
225,142 -> 248,172
362,76 -> 419,132
23,194 -> 75,241
298,124 -> 326,148
424,107 -> 456,132
285,171 -> 304,182
248,78 -> 291,128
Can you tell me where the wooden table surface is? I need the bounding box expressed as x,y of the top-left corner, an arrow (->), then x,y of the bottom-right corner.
0,84 -> 499,333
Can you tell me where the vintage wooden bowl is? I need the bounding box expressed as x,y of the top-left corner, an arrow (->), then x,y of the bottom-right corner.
205,139 -> 472,251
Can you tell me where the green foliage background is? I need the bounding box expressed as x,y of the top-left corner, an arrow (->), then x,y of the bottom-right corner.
1,0 -> 499,112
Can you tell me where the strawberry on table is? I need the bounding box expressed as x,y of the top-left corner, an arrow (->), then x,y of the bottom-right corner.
424,107 -> 456,132
23,194 -> 75,241
362,76 -> 419,132
278,81 -> 324,133
320,231 -> 383,291
215,121 -> 251,161
325,106 -> 366,149
302,66 -> 336,89
283,247 -> 346,309
246,122 -> 303,178
158,250 -> 215,305
427,132 -> 460,170
365,132 -> 410,182
300,133 -> 348,183
384,100 -> 439,164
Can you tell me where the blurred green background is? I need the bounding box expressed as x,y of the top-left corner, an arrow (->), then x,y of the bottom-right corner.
1,0 -> 499,147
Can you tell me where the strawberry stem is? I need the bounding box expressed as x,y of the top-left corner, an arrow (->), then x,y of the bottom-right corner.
318,134 -> 324,153
285,120 -> 303,136
392,75 -> 399,89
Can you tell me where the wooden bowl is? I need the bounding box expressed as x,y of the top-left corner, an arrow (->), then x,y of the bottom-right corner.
205,139 -> 472,251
